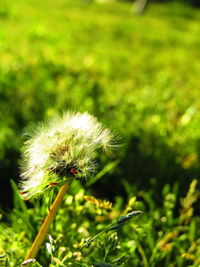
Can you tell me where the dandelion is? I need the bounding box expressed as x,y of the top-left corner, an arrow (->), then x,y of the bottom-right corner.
20,111 -> 117,265
20,111 -> 115,200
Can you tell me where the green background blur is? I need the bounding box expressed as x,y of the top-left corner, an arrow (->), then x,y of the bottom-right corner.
1,0 -> 200,209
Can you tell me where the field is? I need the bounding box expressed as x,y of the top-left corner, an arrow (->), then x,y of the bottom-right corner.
0,0 -> 200,266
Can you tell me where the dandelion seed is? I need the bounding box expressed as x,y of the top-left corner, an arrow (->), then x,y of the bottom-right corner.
19,111 -> 115,200
70,168 -> 78,175
20,191 -> 27,195
49,182 -> 58,186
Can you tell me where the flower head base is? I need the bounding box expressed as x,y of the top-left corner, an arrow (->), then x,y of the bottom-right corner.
20,112 -> 115,199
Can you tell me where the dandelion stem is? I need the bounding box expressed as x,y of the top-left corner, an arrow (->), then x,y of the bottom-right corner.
23,182 -> 71,266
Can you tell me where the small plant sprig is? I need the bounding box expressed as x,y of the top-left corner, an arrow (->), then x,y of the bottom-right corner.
81,210 -> 142,250
19,111 -> 117,266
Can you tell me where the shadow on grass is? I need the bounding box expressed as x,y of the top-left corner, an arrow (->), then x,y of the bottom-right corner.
93,135 -> 200,206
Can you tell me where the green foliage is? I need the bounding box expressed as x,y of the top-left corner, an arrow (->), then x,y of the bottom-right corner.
1,1 -> 200,266
1,0 -> 200,204
0,179 -> 200,266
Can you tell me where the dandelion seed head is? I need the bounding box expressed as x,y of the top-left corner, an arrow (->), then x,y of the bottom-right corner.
19,112 -> 116,199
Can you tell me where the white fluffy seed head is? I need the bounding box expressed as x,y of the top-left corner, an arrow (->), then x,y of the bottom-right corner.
19,112 -> 116,199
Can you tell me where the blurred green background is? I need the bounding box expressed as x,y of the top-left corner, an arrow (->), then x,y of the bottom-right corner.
1,1 -> 200,266
1,0 -> 200,208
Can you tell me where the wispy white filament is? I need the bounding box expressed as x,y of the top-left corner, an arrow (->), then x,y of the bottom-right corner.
20,112 -> 116,199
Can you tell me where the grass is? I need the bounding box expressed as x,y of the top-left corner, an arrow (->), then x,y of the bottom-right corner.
0,0 -> 200,266
1,179 -> 200,266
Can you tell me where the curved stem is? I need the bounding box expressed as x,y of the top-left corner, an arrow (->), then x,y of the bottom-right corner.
23,182 -> 71,266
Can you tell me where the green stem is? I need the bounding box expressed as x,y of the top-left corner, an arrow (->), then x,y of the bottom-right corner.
137,242 -> 149,267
